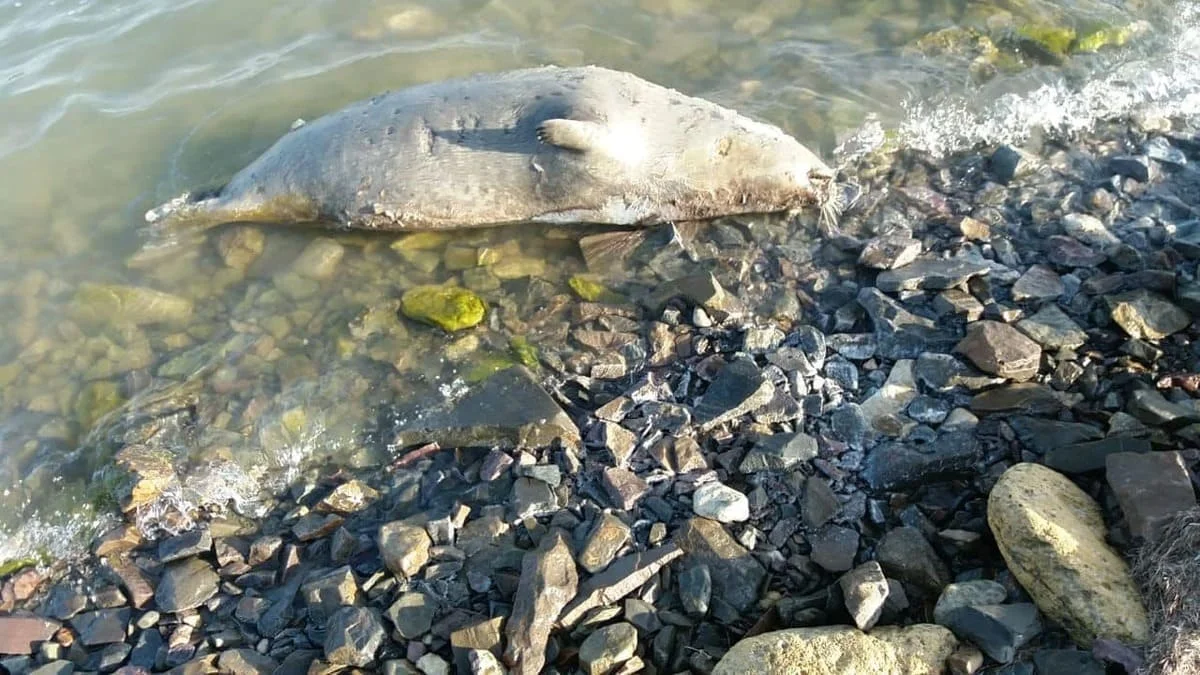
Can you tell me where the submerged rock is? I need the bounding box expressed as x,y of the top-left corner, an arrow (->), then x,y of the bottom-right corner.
70,283 -> 193,327
400,285 -> 486,332
712,624 -> 957,675
987,463 -> 1149,646
387,366 -> 581,451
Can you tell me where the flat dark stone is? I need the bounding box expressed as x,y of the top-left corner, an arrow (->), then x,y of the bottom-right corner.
387,366 -> 581,451
1008,417 -> 1103,456
741,431 -> 817,472
1033,649 -> 1106,675
859,288 -> 962,359
970,384 -> 1063,415
85,643 -> 131,673
809,525 -> 859,573
877,527 -> 949,594
675,518 -> 764,612
1044,436 -> 1150,473
693,358 -> 774,431
155,559 -> 219,614
129,628 -> 162,669
863,431 -> 981,491
876,257 -> 990,292
677,564 -> 712,618
157,529 -> 212,564
72,609 -> 131,647
1107,451 -> 1198,539
942,603 -> 1042,664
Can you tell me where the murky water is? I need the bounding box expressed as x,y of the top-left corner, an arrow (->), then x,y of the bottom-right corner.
0,0 -> 1196,562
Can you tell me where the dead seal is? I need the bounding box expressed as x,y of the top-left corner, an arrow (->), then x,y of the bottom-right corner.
145,65 -> 840,240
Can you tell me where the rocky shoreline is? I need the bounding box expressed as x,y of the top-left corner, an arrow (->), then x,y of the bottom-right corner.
3,110 -> 1200,675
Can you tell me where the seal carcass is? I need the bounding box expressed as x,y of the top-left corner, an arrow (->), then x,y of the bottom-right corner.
146,65 -> 837,234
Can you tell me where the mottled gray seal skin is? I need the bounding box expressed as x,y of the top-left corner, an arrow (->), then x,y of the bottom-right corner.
146,65 -> 837,235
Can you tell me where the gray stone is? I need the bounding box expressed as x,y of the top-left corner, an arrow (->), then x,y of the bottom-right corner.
578,513 -> 632,574
876,257 -> 990,292
877,527 -> 950,594
942,603 -> 1042,664
1062,213 -> 1120,249
694,359 -> 775,432
300,566 -> 360,627
128,628 -> 162,669
863,431 -> 981,491
1046,235 -> 1106,267
504,530 -> 578,674
955,321 -> 1041,381
934,580 -> 1009,625
692,482 -> 749,523
292,513 -> 343,542
28,662 -> 73,675
1106,451 -> 1198,539
858,288 -> 961,360
1127,388 -> 1200,428
991,144 -> 1037,183
809,525 -> 859,573
802,478 -> 840,529
560,544 -> 682,628
934,289 -> 984,321
387,366 -> 581,451
601,468 -> 648,511
1008,417 -> 1103,456
450,617 -> 504,672
42,586 -> 87,621
675,519 -> 763,612
1108,154 -> 1153,182
247,536 -> 282,566
858,236 -> 922,270
970,383 -> 1063,414
839,561 -> 889,631
1011,265 -> 1064,301
378,521 -> 432,579
385,592 -> 436,641
827,334 -> 877,360
1033,649 -> 1105,675
71,609 -> 129,647
915,353 -> 1003,392
156,529 -> 212,564
1016,305 -> 1087,350
1109,290 -> 1191,340
1044,436 -> 1150,473
324,607 -> 385,667
678,564 -> 712,618
85,643 -> 130,673
578,622 -> 638,675
155,559 -> 219,614
742,432 -> 817,473
624,598 -> 661,634
511,476 -> 559,520
216,649 -> 278,675
906,395 -> 951,425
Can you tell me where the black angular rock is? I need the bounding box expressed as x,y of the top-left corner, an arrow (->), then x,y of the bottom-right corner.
677,564 -> 712,618
155,559 -> 219,614
1044,436 -> 1150,473
858,288 -> 961,359
324,606 -> 385,667
942,603 -> 1042,663
156,529 -> 212,564
71,609 -> 130,646
863,431 -> 981,491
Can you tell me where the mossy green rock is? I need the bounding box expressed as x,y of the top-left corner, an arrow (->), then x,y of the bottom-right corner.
1016,23 -> 1076,58
75,381 -> 125,432
0,557 -> 38,577
568,275 -> 621,303
71,282 -> 193,326
510,336 -> 539,368
401,285 -> 486,332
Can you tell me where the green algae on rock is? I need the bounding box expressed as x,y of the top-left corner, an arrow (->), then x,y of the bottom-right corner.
400,285 -> 486,332
74,381 -> 125,433
70,282 -> 194,327
568,275 -> 623,303
509,336 -> 539,369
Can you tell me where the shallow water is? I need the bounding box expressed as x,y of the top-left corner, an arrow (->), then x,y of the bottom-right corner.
0,0 -> 1196,562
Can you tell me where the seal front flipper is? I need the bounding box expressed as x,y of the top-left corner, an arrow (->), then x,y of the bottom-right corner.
536,119 -> 606,153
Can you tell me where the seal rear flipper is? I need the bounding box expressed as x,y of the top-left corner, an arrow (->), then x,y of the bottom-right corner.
536,119 -> 606,153
132,192 -> 237,265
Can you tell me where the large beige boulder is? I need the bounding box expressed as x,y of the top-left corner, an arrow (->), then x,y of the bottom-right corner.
987,462 -> 1149,646
712,624 -> 957,675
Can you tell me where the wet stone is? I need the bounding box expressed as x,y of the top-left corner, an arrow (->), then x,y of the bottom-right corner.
293,513 -> 344,542
1016,305 -> 1087,351
28,662 -> 73,675
216,649 -> 278,675
875,257 -> 990,292
991,144 -> 1037,183
691,482 -> 750,523
43,585 -> 87,621
157,529 -> 212,564
955,321 -> 1041,381
156,559 -> 219,614
86,643 -> 131,673
318,480 -> 380,514
858,236 -> 922,270
578,622 -> 638,675
324,606 -> 385,667
300,566 -> 361,627
602,467 -> 648,511
72,609 -> 130,646
877,527 -> 950,594
1043,436 -> 1149,473
1106,451 -> 1197,540
678,564 -> 712,617
933,580 -> 1009,625
828,334 -> 877,360
863,430 -> 980,491
1011,264 -> 1064,301
378,521 -> 432,580
1108,290 -> 1191,340
941,603 -> 1042,664
693,358 -> 775,432
579,513 -> 632,574
839,561 -> 889,631
803,478 -> 840,528
741,431 -> 818,473
1062,213 -> 1120,249
858,288 -> 961,359
809,525 -> 859,573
